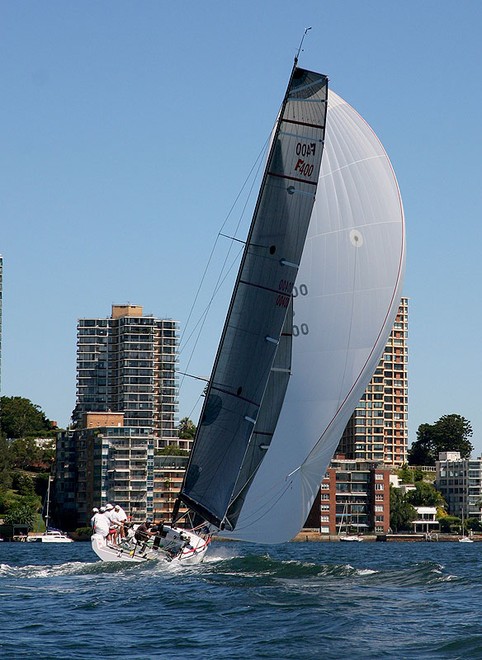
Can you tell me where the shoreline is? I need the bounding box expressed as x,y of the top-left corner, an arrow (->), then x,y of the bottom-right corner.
292,531 -> 480,542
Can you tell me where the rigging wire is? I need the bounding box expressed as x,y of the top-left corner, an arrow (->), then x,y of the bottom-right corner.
177,135 -> 270,401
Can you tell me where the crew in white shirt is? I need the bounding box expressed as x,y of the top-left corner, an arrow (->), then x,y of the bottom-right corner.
112,504 -> 128,539
91,507 -> 110,543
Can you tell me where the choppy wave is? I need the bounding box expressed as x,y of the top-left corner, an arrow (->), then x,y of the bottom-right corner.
0,541 -> 481,659
0,553 -> 457,587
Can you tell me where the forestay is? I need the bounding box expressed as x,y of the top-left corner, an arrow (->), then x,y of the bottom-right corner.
178,66 -> 329,529
225,90 -> 406,543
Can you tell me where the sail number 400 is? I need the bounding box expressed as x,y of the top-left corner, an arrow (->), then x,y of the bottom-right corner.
294,159 -> 314,178
294,142 -> 316,178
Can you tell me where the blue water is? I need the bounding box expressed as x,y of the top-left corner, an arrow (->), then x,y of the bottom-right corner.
0,540 -> 481,659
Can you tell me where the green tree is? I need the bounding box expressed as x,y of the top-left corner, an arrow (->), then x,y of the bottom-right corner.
178,417 -> 196,439
438,515 -> 460,533
0,490 -> 17,514
405,481 -> 446,508
12,472 -> 35,496
389,486 -> 417,532
74,526 -> 93,540
0,435 -> 12,490
9,438 -> 40,470
397,464 -> 425,484
3,500 -> 37,530
466,517 -> 482,532
408,414 -> 473,466
0,396 -> 53,439
156,446 -> 189,456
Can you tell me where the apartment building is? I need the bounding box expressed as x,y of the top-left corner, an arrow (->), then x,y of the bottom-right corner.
153,454 -> 189,521
305,456 -> 391,535
54,413 -> 155,528
72,304 -> 179,448
337,297 -> 409,466
436,451 -> 482,521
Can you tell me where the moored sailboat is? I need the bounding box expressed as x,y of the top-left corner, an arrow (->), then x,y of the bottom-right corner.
459,509 -> 474,542
27,477 -> 74,543
338,504 -> 362,542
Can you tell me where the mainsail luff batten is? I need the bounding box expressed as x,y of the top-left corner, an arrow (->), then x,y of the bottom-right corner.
176,65 -> 328,529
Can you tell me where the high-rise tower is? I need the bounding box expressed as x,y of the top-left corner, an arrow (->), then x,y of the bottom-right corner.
337,297 -> 409,466
72,304 -> 179,446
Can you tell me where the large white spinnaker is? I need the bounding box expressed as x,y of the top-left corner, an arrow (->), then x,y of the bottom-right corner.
225,90 -> 406,543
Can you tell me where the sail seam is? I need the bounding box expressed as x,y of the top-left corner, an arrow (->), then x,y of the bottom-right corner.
318,154 -> 385,179
288,97 -> 327,104
268,171 -> 318,186
282,118 -> 325,130
278,130 -> 324,141
238,278 -> 293,296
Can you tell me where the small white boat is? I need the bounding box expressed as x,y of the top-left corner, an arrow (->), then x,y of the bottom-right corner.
459,536 -> 474,543
338,505 -> 363,542
339,534 -> 363,543
459,511 -> 473,542
27,477 -> 73,543
27,530 -> 73,543
91,524 -> 210,564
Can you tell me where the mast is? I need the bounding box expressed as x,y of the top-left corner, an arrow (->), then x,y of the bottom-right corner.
44,476 -> 52,531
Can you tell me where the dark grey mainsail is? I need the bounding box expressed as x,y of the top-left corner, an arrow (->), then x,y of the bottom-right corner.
224,302 -> 294,528
176,65 -> 328,529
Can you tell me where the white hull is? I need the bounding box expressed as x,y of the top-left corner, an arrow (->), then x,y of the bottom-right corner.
459,537 -> 474,543
91,526 -> 210,565
27,532 -> 73,543
339,535 -> 363,542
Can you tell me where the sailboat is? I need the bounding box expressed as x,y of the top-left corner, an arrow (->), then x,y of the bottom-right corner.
91,52 -> 405,563
459,508 -> 474,543
338,504 -> 362,542
27,477 -> 73,543
91,56 -> 328,564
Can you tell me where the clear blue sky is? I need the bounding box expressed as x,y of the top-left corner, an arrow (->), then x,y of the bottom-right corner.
1,2 -> 481,453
